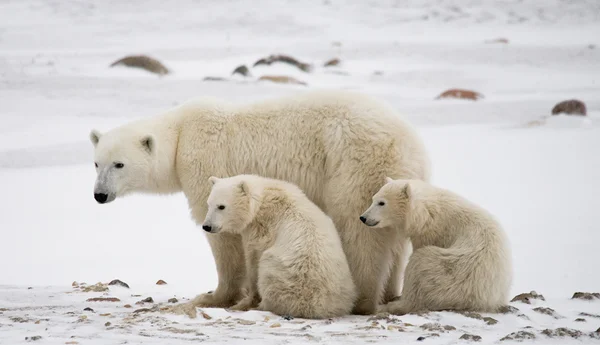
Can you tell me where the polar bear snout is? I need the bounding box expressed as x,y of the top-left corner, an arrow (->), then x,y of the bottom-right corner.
94,193 -> 108,204
202,223 -> 220,233
202,224 -> 212,232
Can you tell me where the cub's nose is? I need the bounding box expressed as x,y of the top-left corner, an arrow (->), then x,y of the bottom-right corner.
359,216 -> 367,224
94,193 -> 108,204
202,225 -> 212,232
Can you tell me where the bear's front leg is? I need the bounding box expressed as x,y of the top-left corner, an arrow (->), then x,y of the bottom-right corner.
228,243 -> 261,312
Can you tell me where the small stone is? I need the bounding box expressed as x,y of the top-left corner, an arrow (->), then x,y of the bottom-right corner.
237,319 -> 256,325
201,312 -> 212,320
109,55 -> 170,75
133,308 -> 153,313
168,298 -> 178,303
156,280 -> 167,285
65,341 -> 79,345
105,322 -> 111,327
263,316 -> 270,322
108,279 -> 130,289
572,292 -> 600,300
541,327 -> 584,338
232,65 -> 251,77
258,75 -> 307,86
283,315 -> 294,321
552,100 -> 587,116
498,305 -> 520,314
444,325 -> 457,330
34,320 -> 41,324
500,331 -> 536,341
417,336 -> 426,341
82,283 -> 108,293
135,297 -> 154,304
484,38 -> 509,44
300,325 -> 312,331
25,336 -> 42,342
483,317 -> 498,325
79,315 -> 87,320
580,312 -> 600,318
387,325 -> 404,331
420,323 -> 456,332
72,281 -> 78,287
460,333 -> 482,341
510,291 -> 545,304
27,287 -> 33,290
123,304 -> 132,308
435,88 -> 484,101
533,307 -> 561,318
324,58 -> 341,67
83,307 -> 94,312
270,322 -> 281,328
575,318 -> 586,322
86,297 -> 120,302
99,313 -> 111,317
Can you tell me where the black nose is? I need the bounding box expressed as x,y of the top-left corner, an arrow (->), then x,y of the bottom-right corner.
359,216 -> 367,224
202,225 -> 212,232
94,193 -> 108,204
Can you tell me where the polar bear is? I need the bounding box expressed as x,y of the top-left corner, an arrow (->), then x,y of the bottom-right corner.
202,174 -> 357,319
360,178 -> 512,314
89,90 -> 430,316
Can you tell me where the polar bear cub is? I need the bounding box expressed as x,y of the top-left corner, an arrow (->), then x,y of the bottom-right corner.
202,174 -> 357,319
360,178 -> 512,314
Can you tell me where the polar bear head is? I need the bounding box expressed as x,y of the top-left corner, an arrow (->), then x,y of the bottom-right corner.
89,127 -> 157,204
360,177 -> 429,232
202,175 -> 257,234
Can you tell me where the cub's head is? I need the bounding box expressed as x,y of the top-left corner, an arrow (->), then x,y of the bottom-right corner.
360,177 -> 424,231
202,176 -> 255,234
89,128 -> 155,204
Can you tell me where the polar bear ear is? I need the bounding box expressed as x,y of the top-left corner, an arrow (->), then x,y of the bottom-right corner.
208,176 -> 220,185
385,176 -> 394,184
402,183 -> 412,199
140,135 -> 155,154
89,130 -> 102,147
238,181 -> 249,196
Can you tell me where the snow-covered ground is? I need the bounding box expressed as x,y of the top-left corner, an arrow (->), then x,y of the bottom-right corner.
1,0 -> 599,344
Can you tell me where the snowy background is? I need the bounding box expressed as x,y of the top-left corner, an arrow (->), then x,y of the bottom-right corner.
1,0 -> 599,344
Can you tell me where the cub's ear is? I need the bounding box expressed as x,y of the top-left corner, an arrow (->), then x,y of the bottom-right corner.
238,181 -> 249,196
385,176 -> 394,184
140,135 -> 155,153
208,176 -> 220,185
402,183 -> 412,199
89,130 -> 102,147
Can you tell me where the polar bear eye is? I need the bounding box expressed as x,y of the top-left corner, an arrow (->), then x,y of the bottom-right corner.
114,162 -> 125,169
378,201 -> 385,206
217,205 -> 226,210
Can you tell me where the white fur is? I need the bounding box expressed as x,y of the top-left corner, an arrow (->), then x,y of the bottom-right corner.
203,174 -> 357,319
361,179 -> 513,314
89,90 -> 430,316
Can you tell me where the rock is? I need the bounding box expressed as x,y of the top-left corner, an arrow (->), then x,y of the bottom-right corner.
86,297 -> 120,302
552,100 -> 587,116
435,89 -> 484,101
83,307 -> 94,312
232,65 -> 251,77
580,312 -> 600,318
201,311 -> 212,320
99,313 -> 111,317
572,292 -> 600,300
483,317 -> 498,325
133,307 -> 155,313
417,336 -> 426,341
135,297 -> 154,304
484,38 -> 509,44
72,281 -> 79,287
420,323 -> 456,332
300,325 -> 312,331
367,312 -> 392,321
156,280 -> 167,285
203,76 -> 228,82
510,291 -> 545,304
575,318 -> 586,322
105,322 -> 111,327
498,305 -> 520,314
78,315 -> 87,321
65,341 -> 79,345
460,333 -> 482,341
123,304 -> 132,308
25,336 -> 42,342
168,298 -> 178,303
258,75 -> 307,86
82,283 -> 108,293
237,319 -> 256,325
27,287 -> 33,290
283,315 -> 294,321
541,327 -> 583,338
533,307 -> 561,318
108,279 -> 130,288
109,55 -> 170,75
10,316 -> 30,323
263,316 -> 270,322
323,58 -> 341,67
500,331 -> 536,341
270,322 -> 281,328
253,54 -> 312,72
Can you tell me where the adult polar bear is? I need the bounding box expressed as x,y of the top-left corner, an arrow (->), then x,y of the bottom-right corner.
89,90 -> 430,315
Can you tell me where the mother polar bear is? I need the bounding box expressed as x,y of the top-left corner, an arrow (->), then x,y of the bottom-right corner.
89,90 -> 430,316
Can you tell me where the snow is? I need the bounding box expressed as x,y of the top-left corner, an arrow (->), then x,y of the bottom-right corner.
1,0 -> 599,344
